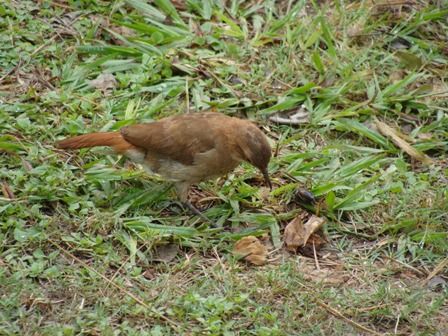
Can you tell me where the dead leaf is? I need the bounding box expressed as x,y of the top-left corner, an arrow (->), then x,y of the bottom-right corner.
152,243 -> 179,263
21,158 -> 33,171
300,260 -> 349,285
284,216 -> 304,252
109,26 -> 136,45
89,73 -> 117,94
374,118 -> 433,164
422,257 -> 448,285
417,133 -> 433,140
142,268 -> 157,280
171,0 -> 187,10
347,20 -> 365,37
1,182 -> 15,199
269,105 -> 309,125
426,276 -> 446,291
284,215 -> 326,252
389,70 -> 405,82
298,233 -> 327,257
430,79 -> 448,98
233,236 -> 267,266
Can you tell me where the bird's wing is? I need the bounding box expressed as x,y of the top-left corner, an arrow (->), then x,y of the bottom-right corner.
120,113 -> 227,165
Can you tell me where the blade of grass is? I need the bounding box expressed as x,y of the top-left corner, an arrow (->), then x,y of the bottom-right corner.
126,0 -> 166,21
334,119 -> 394,150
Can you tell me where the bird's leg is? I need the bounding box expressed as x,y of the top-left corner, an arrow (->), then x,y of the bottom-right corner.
175,182 -> 215,226
183,200 -> 212,224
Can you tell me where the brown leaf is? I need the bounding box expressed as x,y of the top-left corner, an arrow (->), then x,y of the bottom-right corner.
298,233 -> 327,257
142,268 -> 157,280
347,21 -> 365,37
284,216 -> 304,252
284,215 -> 326,252
1,182 -> 15,199
269,105 -> 310,125
21,158 -> 33,171
109,26 -> 136,45
417,133 -> 433,140
171,0 -> 187,10
426,276 -> 446,291
389,70 -> 405,82
89,73 -> 117,94
374,118 -> 433,164
233,236 -> 267,266
300,260 -> 349,285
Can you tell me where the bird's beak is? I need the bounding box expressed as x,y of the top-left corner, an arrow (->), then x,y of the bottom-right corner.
262,168 -> 272,190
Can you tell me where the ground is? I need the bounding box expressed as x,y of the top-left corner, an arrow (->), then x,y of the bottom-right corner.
0,1 -> 447,335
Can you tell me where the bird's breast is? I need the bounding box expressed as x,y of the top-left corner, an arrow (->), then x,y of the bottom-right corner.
141,148 -> 241,183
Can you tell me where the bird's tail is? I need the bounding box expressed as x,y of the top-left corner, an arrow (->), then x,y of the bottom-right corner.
56,132 -> 125,150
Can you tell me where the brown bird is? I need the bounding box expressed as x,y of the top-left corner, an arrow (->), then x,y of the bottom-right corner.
57,112 -> 272,218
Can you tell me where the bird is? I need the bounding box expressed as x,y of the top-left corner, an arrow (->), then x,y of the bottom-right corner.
56,112 -> 272,219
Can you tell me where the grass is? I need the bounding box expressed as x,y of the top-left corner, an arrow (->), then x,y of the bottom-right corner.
1,0 -> 447,334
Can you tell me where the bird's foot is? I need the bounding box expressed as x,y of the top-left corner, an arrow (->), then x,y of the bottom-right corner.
182,201 -> 217,227
167,200 -> 216,227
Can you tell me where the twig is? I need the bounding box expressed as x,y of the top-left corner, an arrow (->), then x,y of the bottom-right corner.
197,60 -> 241,98
30,35 -> 57,58
315,299 -> 383,336
422,257 -> 448,285
185,76 -> 190,113
394,314 -> 400,334
104,240 -> 147,291
0,59 -> 22,84
49,239 -> 179,329
374,117 -> 433,165
295,281 -> 382,336
51,1 -> 74,10
212,246 -> 227,273
312,240 -> 320,271
383,255 -> 427,277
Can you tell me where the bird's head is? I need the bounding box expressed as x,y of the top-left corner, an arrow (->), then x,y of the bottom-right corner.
237,123 -> 272,189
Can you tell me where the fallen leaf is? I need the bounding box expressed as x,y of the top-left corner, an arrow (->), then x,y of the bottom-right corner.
298,233 -> 327,257
430,79 -> 448,98
389,70 -> 405,82
1,181 -> 15,199
422,257 -> 448,286
21,158 -> 33,171
171,0 -> 187,10
347,20 -> 365,37
142,268 -> 157,280
374,118 -> 433,164
426,276 -> 446,291
233,236 -> 267,266
284,215 -> 326,252
417,133 -> 432,140
284,215 -> 304,252
300,260 -> 349,285
269,105 -> 309,125
152,243 -> 179,263
109,26 -> 136,45
89,73 -> 117,94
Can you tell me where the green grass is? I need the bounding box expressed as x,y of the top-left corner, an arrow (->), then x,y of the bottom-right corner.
1,0 -> 447,334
